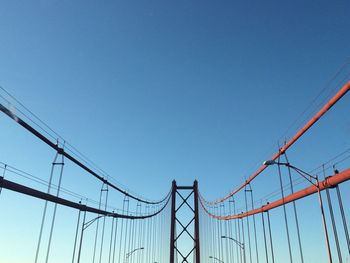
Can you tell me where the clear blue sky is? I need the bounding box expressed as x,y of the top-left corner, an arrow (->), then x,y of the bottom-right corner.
0,1 -> 350,262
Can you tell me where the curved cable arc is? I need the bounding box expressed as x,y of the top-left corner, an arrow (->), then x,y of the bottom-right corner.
200,168 -> 350,220
0,176 -> 172,219
203,81 -> 350,205
0,103 -> 168,205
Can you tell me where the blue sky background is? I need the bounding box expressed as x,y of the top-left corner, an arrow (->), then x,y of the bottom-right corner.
0,0 -> 350,262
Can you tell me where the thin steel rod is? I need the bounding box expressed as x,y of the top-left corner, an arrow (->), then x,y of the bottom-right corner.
277,162 -> 293,263
244,187 -> 252,263
92,185 -> 104,263
241,217 -> 246,263
72,208 -> 82,263
108,216 -> 115,263
261,212 -> 269,263
316,178 -> 333,263
266,210 -> 275,263
326,187 -> 342,263
98,186 -> 109,263
45,154 -> 65,263
335,185 -> 350,254
112,218 -> 118,263
34,152 -> 59,263
249,189 -> 259,263
77,211 -> 87,263
284,153 -> 304,263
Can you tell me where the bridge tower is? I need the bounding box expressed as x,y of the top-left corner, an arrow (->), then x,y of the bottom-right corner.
169,180 -> 200,263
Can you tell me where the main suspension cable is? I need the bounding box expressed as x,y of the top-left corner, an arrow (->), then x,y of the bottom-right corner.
204,81 -> 350,205
0,102 -> 168,205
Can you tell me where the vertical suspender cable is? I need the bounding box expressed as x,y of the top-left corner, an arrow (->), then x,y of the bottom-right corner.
218,206 -> 223,263
108,214 -> 115,263
228,199 -> 235,263
210,207 -> 215,262
35,152 -> 59,263
335,182 -> 350,254
123,199 -> 130,263
213,206 -> 218,262
277,158 -> 293,263
234,200 -> 240,263
118,197 -> 127,263
149,207 -> 153,263
142,206 -> 147,263
147,206 -> 151,263
77,210 -> 87,263
261,212 -> 269,263
249,188 -> 259,263
72,204 -> 82,263
241,216 -> 247,263
245,186 -> 253,263
137,205 -> 141,263
155,212 -> 158,263
99,185 -> 109,263
140,208 -> 144,263
219,204 -> 224,263
237,214 -> 242,263
284,153 -> 304,263
160,206 -> 164,263
324,166 -> 343,263
45,151 -> 65,263
92,183 -> 104,263
210,208 -> 214,261
153,208 -> 157,263
326,187 -> 343,263
223,204 -> 230,263
127,215 -> 134,263
266,209 -> 275,263
112,217 -> 118,263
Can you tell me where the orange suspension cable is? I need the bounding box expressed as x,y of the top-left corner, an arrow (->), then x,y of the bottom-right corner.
208,81 -> 350,205
202,167 -> 350,220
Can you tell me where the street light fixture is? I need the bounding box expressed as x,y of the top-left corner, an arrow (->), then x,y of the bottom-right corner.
263,160 -> 333,263
263,160 -> 317,185
125,247 -> 144,263
77,214 -> 106,263
221,236 -> 245,263
209,255 -> 224,263
221,235 -> 244,249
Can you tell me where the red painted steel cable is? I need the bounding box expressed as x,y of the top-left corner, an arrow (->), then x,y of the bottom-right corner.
201,167 -> 350,220
206,81 -> 350,205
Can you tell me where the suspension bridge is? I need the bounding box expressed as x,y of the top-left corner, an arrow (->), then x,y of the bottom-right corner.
0,80 -> 350,263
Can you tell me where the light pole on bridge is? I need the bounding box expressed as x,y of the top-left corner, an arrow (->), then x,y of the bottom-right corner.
221,235 -> 245,263
77,214 -> 106,263
209,255 -> 224,263
263,160 -> 333,263
125,247 -> 144,263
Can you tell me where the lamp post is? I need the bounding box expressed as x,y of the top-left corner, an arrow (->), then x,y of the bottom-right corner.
209,255 -> 224,263
263,160 -> 333,263
125,247 -> 144,263
77,214 -> 106,263
221,235 -> 245,263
